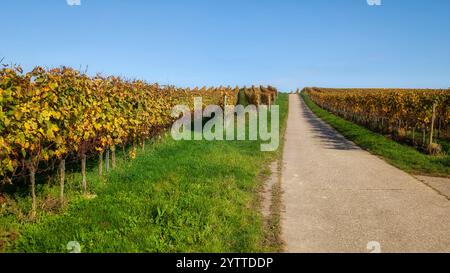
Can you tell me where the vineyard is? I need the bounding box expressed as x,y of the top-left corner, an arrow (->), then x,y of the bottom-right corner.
241,86 -> 278,107
303,88 -> 450,155
0,66 -> 277,219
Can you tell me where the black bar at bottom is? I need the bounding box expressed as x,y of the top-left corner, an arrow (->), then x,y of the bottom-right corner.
1,253 -> 444,272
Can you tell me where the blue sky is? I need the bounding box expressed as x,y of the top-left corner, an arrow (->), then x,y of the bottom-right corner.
2,0 -> 450,91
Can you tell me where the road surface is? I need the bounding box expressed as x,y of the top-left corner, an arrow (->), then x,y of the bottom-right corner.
281,94 -> 450,253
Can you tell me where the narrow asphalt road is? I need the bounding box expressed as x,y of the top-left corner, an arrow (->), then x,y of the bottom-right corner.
281,94 -> 450,253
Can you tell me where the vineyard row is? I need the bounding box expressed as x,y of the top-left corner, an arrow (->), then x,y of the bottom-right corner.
0,66 -> 277,217
303,87 -> 450,154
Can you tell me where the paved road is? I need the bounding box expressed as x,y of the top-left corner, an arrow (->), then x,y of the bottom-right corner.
281,94 -> 450,253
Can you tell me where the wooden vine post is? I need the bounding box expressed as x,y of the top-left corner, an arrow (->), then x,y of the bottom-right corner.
98,151 -> 103,176
59,159 -> 65,205
111,146 -> 116,169
81,153 -> 87,194
29,164 -> 37,219
268,96 -> 272,112
105,148 -> 110,173
429,102 -> 437,152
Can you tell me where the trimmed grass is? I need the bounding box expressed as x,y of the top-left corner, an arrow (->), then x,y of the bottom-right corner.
301,93 -> 450,177
2,94 -> 288,253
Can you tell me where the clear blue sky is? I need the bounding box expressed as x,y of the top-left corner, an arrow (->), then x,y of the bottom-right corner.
2,0 -> 450,91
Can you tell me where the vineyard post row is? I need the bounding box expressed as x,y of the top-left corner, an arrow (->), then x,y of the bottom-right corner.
0,66 -> 278,218
303,87 -> 450,155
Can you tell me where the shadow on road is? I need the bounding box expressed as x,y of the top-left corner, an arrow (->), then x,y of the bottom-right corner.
300,101 -> 358,151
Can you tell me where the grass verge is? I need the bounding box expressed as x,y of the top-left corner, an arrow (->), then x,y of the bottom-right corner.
301,93 -> 450,177
1,94 -> 288,253
261,95 -> 288,252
